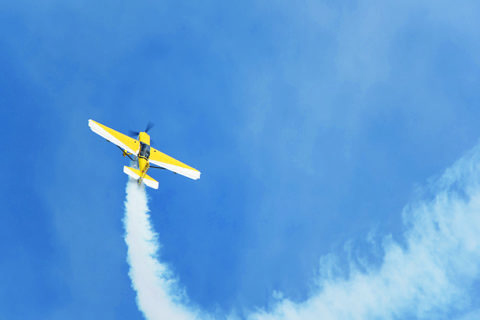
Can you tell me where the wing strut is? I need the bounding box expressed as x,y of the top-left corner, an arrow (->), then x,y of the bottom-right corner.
116,146 -> 136,161
149,165 -> 166,170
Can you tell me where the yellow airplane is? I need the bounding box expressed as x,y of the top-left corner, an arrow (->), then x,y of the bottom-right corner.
88,119 -> 201,189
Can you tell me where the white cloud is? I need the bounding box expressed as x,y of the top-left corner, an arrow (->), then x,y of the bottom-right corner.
248,146 -> 480,320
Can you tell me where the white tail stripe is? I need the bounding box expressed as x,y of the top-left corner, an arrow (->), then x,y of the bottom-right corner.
123,166 -> 159,189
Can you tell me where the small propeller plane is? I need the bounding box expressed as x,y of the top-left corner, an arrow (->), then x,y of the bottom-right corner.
88,119 -> 201,189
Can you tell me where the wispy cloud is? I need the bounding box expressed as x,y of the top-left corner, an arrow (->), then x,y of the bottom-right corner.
249,146 -> 480,320
124,145 -> 480,320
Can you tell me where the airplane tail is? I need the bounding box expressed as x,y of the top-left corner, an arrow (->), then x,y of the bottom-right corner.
123,166 -> 159,189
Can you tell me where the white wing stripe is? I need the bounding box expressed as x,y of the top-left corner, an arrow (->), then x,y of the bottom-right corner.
89,120 -> 138,155
149,160 -> 201,180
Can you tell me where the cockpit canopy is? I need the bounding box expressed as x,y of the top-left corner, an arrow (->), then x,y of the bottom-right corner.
139,142 -> 151,158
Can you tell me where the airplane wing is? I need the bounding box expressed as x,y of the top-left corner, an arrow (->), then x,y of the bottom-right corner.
149,147 -> 201,180
88,119 -> 140,155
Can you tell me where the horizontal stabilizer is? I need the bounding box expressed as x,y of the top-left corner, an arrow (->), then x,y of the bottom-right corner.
123,166 -> 159,189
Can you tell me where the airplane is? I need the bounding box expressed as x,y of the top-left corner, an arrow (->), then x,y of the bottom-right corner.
88,119 -> 201,189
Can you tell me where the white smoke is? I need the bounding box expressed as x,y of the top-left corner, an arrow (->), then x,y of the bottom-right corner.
124,146 -> 480,320
123,180 -> 201,320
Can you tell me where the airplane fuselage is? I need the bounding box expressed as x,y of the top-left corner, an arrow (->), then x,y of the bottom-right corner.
136,131 -> 151,183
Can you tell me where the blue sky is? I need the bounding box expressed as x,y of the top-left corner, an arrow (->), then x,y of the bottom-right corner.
1,1 -> 480,319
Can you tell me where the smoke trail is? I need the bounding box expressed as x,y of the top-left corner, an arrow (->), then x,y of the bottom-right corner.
124,179 -> 198,320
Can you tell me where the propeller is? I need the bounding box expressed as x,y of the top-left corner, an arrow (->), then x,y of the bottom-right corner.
145,121 -> 154,133
128,122 -> 155,139
128,130 -> 140,137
